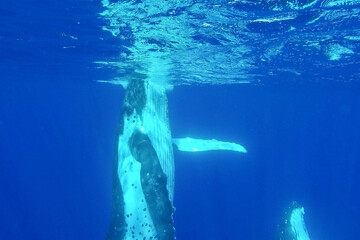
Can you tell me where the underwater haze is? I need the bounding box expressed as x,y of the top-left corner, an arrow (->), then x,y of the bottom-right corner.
1,0 -> 360,240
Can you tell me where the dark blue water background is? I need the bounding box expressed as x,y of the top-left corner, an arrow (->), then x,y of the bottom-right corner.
1,1 -> 359,239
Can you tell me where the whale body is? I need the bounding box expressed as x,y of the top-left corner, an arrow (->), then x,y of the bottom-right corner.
103,77 -> 247,240
105,78 -> 175,240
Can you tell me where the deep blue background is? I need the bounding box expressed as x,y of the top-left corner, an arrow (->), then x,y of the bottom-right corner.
1,1 -> 360,240
171,84 -> 360,240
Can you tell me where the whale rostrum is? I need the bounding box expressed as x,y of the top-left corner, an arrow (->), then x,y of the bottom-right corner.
277,201 -> 311,240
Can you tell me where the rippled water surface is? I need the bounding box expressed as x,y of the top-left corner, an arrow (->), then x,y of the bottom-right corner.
99,0 -> 360,85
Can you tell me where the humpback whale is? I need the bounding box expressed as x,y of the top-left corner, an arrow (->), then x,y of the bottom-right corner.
102,77 -> 247,240
101,77 -> 321,240
277,202 -> 311,240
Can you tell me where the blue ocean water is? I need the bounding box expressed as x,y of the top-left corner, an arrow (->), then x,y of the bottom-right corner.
1,0 -> 360,240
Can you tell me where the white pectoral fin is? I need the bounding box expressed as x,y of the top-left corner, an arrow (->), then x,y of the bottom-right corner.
95,79 -> 128,88
172,137 -> 247,153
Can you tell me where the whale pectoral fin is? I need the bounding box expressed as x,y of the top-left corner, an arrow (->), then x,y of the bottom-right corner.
172,137 -> 247,153
95,79 -> 128,88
